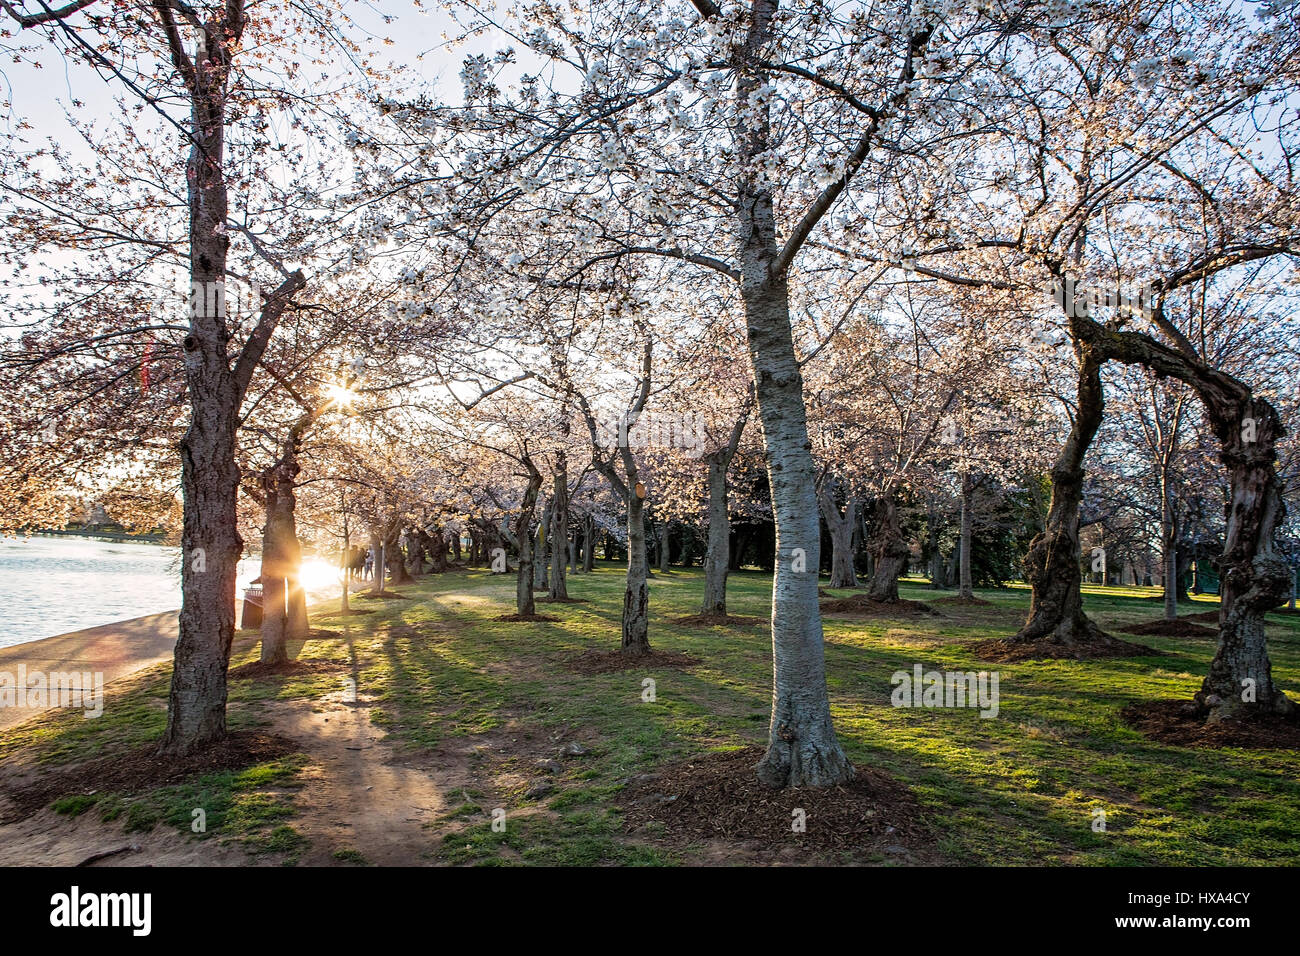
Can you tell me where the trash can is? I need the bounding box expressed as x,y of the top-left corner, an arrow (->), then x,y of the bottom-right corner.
240,586 -> 263,630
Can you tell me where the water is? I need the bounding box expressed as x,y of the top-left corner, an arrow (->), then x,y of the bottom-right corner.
0,535 -> 347,648
0,536 -> 183,648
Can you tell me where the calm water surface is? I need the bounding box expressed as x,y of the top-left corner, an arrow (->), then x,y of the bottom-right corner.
0,535 -> 342,648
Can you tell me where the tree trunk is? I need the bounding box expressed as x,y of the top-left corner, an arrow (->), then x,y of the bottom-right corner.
930,549 -> 948,589
817,477 -> 858,589
1013,345 -> 1110,645
386,525 -> 412,585
927,511 -> 947,589
405,529 -> 424,576
549,466 -> 569,598
339,521 -> 352,615
161,43 -> 239,756
734,3 -> 852,783
164,395 -> 241,754
582,515 -> 596,572
370,534 -> 385,596
701,452 -> 732,616
958,473 -> 974,601
656,519 -> 671,573
534,505 -> 549,592
1193,397 -> 1294,718
1176,550 -> 1194,603
623,490 -> 650,653
1073,315 -> 1294,716
867,493 -> 908,602
258,438 -> 304,665
1161,471 -> 1178,621
514,459 -> 543,616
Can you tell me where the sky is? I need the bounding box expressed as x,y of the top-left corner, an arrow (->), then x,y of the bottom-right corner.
0,1 -> 515,157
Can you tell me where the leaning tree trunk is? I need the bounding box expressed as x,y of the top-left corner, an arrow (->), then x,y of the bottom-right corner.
1013,344 -> 1110,645
623,488 -> 650,653
1074,313 -> 1295,717
867,493 -> 908,602
817,478 -> 858,589
958,472 -> 974,601
701,451 -> 733,616
1193,396 -> 1294,718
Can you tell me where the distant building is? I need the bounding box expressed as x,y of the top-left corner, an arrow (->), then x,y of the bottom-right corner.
81,502 -> 110,527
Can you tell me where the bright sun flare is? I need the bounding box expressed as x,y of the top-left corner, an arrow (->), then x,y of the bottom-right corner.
297,557 -> 343,593
324,381 -> 358,409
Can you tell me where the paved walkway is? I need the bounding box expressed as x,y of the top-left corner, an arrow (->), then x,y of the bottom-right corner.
0,611 -> 179,731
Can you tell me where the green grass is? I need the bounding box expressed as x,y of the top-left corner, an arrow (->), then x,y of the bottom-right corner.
3,562 -> 1297,866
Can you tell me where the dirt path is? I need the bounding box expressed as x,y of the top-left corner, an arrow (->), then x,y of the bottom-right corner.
263,692 -> 469,866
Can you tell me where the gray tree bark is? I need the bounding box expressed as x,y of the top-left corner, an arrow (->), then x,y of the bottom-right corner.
1074,314 -> 1295,718
534,504 -> 549,592
817,476 -> 858,589
514,457 -> 543,616
549,460 -> 569,599
656,519 -> 671,573
701,453 -> 733,615
158,8 -> 306,755
1015,343 -> 1110,645
958,472 -> 974,601
867,493 -> 908,602
581,514 -> 596,572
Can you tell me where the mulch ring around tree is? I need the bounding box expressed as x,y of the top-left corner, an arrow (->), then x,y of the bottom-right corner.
672,613 -> 767,628
820,595 -> 941,617
1121,700 -> 1300,749
972,634 -> 1157,662
356,590 -> 409,600
228,658 -> 352,681
564,649 -> 703,675
1119,618 -> 1218,638
0,731 -> 300,824
493,612 -> 561,623
535,596 -> 590,604
616,746 -> 933,861
931,595 -> 995,607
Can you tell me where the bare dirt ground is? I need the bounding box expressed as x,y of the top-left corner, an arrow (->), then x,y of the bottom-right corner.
0,808 -> 263,867
0,675 -> 563,866
263,692 -> 467,866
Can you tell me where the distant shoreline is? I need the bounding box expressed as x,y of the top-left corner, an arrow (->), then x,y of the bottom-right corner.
23,528 -> 170,545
